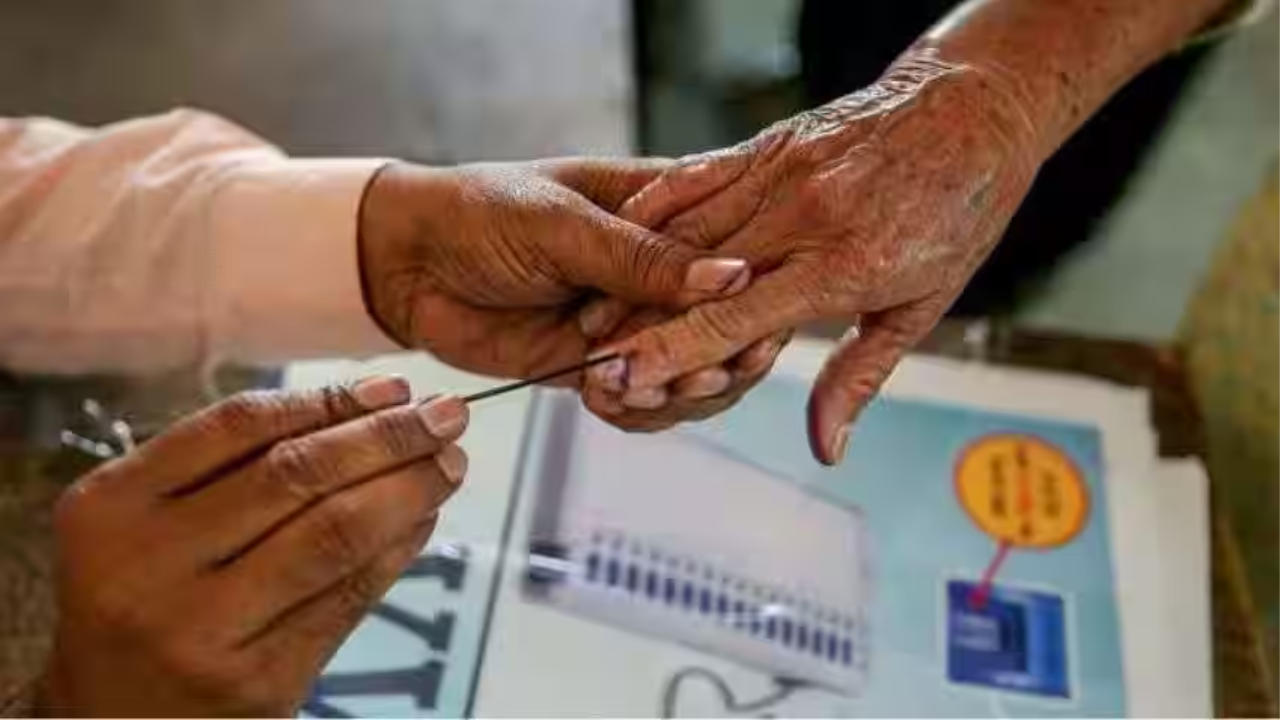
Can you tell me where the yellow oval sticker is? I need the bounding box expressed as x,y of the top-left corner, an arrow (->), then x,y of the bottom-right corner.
955,435 -> 1089,549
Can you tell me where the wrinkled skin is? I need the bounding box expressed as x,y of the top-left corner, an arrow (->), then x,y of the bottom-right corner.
581,49 -> 1042,463
580,0 -> 1234,462
358,159 -> 752,384
582,303 -> 792,432
37,379 -> 468,717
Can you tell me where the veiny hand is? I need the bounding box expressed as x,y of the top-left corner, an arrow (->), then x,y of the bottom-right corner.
582,49 -> 1042,462
358,158 -> 752,383
37,378 -> 468,717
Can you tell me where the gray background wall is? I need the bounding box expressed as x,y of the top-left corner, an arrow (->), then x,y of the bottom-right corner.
0,0 -> 633,162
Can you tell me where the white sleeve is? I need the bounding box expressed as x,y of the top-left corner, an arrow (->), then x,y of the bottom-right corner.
0,108 -> 399,375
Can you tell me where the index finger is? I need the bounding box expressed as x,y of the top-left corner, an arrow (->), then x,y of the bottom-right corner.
618,146 -> 756,229
590,266 -> 822,391
111,377 -> 410,498
533,156 -> 674,212
176,396 -> 467,566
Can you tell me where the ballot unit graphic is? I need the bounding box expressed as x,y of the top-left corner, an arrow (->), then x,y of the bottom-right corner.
519,392 -> 871,696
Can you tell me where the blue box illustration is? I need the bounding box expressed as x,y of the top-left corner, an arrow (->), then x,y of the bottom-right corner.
946,580 -> 1070,698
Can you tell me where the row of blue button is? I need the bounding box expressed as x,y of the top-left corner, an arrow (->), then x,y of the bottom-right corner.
582,551 -> 855,666
588,532 -> 857,632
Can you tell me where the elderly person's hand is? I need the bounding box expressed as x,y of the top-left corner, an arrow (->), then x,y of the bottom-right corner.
358,158 -> 752,382
579,49 -> 1040,452
36,379 -> 466,716
580,0 -> 1235,463
579,303 -> 792,432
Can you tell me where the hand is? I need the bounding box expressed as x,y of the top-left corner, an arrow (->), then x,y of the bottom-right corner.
357,158 -> 752,382
582,50 -> 1041,462
37,378 -> 468,717
580,303 -> 791,433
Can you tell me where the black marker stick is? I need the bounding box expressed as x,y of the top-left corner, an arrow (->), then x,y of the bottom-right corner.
423,353 -> 621,405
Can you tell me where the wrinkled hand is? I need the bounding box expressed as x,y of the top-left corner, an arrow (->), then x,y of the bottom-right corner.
580,303 -> 791,432
38,378 -> 468,717
582,50 -> 1042,462
358,158 -> 751,382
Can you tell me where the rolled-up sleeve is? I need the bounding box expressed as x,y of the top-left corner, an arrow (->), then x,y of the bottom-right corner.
0,108 -> 399,375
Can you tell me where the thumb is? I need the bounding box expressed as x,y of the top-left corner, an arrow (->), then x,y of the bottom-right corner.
806,303 -> 941,466
560,203 -> 753,308
574,146 -> 759,340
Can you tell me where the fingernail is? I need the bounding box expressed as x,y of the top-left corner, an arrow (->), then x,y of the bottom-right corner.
418,396 -> 468,439
352,375 -> 410,410
622,386 -> 668,410
829,425 -> 850,465
578,302 -> 612,339
589,356 -> 629,393
685,259 -> 750,295
435,445 -> 468,485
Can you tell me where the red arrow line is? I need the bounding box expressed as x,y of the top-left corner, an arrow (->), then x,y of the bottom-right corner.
969,540 -> 1012,610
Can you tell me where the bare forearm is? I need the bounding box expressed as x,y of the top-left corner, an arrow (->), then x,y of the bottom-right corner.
913,0 -> 1233,159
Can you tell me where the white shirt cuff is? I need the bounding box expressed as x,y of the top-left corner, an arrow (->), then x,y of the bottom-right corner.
208,157 -> 403,366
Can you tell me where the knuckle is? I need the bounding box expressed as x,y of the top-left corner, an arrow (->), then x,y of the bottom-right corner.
792,136 -> 838,172
636,324 -> 685,369
623,235 -> 675,289
639,171 -> 676,205
790,268 -> 842,316
333,568 -> 383,616
264,438 -> 331,504
666,202 -> 744,250
796,283 -> 833,319
206,390 -> 281,436
689,304 -> 745,349
205,386 -> 363,442
794,176 -> 835,220
308,494 -> 369,570
318,383 -> 364,422
683,212 -> 720,247
369,407 -> 433,459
